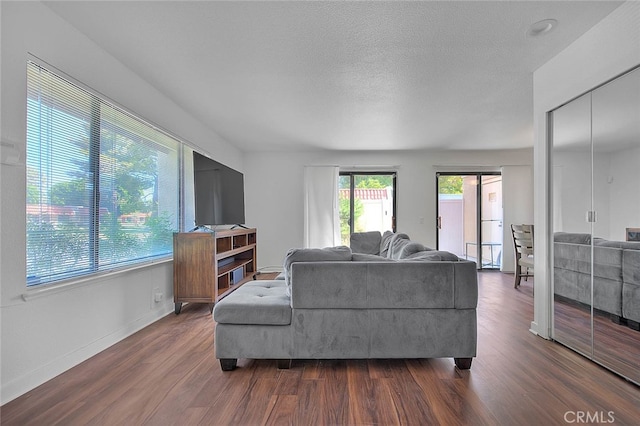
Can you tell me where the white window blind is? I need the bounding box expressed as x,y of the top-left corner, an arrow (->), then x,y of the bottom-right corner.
26,61 -> 180,286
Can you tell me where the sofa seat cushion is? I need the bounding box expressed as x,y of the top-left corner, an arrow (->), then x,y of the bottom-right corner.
405,250 -> 460,262
213,280 -> 291,325
352,253 -> 392,262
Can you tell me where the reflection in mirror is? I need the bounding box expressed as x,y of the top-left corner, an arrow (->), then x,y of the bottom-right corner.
552,92 -> 593,359
552,67 -> 640,386
591,68 -> 640,383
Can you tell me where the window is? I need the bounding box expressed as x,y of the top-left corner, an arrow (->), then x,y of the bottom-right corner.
339,172 -> 396,245
26,61 -> 180,286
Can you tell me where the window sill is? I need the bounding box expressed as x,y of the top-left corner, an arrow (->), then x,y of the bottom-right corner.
21,257 -> 173,301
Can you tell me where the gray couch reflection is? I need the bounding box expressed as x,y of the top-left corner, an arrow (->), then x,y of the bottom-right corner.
554,232 -> 640,329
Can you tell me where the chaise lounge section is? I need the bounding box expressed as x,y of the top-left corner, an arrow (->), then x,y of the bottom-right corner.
213,232 -> 479,370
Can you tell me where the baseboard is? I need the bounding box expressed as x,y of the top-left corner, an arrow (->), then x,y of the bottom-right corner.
529,320 -> 552,340
1,302 -> 174,405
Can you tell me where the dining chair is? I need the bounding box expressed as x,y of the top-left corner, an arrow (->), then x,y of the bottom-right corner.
511,224 -> 534,288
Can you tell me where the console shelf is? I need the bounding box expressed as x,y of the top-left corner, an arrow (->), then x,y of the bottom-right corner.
173,228 -> 257,314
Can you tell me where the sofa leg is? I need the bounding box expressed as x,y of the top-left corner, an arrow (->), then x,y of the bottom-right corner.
454,357 -> 473,370
220,358 -> 237,371
627,320 -> 640,331
610,314 -> 623,325
276,359 -> 292,369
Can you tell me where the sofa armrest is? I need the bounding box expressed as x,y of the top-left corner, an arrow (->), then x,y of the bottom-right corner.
454,261 -> 479,309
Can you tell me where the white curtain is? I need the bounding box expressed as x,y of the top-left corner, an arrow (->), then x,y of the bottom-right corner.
501,165 -> 534,272
303,166 -> 340,248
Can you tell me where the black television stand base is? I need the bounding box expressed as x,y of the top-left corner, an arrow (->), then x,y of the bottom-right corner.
231,224 -> 249,230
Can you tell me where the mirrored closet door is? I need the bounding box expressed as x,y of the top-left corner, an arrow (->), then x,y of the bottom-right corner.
552,67 -> 640,385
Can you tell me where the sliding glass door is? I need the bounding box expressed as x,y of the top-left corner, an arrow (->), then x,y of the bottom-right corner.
339,172 -> 396,245
437,173 -> 503,270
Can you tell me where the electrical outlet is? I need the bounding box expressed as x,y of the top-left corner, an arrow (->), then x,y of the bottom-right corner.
151,287 -> 162,308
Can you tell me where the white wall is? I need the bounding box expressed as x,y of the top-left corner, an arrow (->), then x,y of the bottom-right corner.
609,146 -> 640,241
553,151 -> 613,238
532,1 -> 640,338
0,2 -> 243,403
244,149 -> 533,269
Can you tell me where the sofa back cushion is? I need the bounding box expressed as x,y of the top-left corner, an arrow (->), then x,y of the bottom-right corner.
350,231 -> 382,255
594,239 -> 640,250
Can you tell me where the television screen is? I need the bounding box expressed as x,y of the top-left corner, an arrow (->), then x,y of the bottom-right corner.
193,152 -> 245,227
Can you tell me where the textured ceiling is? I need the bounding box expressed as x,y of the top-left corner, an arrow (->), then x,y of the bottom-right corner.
45,1 -> 622,152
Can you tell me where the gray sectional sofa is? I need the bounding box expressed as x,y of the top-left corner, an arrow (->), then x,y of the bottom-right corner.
213,231 -> 479,370
554,232 -> 640,328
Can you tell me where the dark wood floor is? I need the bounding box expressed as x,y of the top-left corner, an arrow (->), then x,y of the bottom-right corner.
554,296 -> 640,384
2,272 -> 639,425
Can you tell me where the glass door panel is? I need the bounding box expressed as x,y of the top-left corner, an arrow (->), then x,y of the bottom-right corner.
552,92 -> 594,358
338,175 -> 352,245
339,173 -> 396,246
437,175 -> 471,261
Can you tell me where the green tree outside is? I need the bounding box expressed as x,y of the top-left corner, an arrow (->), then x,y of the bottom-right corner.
51,179 -> 88,206
438,175 -> 463,194
27,117 -> 177,281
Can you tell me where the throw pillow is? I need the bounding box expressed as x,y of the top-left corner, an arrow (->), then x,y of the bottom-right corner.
380,231 -> 395,257
397,242 -> 427,259
387,233 -> 411,259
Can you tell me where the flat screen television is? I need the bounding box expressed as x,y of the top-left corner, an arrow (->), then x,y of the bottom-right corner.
193,151 -> 246,228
